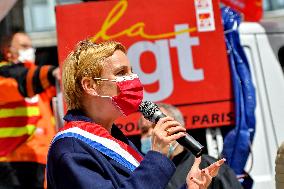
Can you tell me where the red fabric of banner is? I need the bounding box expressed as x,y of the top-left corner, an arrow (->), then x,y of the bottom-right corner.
56,0 -> 234,135
221,0 -> 263,21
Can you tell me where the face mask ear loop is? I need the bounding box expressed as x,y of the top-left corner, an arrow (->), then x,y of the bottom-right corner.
167,142 -> 179,158
98,95 -> 112,98
93,74 -> 138,82
91,77 -> 116,98
172,142 -> 179,150
93,78 -> 116,82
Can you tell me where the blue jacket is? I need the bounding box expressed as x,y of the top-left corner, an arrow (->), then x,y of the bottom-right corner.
47,110 -> 186,189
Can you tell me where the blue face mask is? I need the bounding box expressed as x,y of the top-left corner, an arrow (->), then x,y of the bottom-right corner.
140,136 -> 152,154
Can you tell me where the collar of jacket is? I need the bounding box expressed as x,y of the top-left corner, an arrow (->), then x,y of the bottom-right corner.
64,109 -> 93,122
63,109 -> 130,144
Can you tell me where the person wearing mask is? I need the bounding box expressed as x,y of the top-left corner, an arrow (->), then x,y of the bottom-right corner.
47,40 -> 225,189
139,103 -> 243,189
0,32 -> 59,188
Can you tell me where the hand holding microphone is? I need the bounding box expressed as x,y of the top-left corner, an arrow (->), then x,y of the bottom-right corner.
139,101 -> 204,157
151,116 -> 187,157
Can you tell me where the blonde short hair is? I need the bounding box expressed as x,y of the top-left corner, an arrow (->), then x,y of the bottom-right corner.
62,40 -> 126,110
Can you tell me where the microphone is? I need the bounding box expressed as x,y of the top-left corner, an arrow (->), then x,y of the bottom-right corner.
138,101 -> 204,157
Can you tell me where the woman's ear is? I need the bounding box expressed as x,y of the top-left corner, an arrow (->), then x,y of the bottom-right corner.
81,77 -> 98,96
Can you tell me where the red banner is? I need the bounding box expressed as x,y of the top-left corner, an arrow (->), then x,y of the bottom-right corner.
220,0 -> 263,21
56,0 -> 234,135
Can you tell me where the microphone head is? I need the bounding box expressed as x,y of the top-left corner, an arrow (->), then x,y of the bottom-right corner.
138,101 -> 160,123
139,101 -> 204,157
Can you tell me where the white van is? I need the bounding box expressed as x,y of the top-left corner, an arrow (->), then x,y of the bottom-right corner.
231,22 -> 284,189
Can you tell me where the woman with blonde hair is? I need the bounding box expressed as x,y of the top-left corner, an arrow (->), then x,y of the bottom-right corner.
47,40 -> 225,189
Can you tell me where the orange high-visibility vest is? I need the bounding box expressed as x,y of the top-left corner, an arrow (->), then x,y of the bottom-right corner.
0,92 -> 56,164
0,98 -> 40,156
0,61 -> 56,164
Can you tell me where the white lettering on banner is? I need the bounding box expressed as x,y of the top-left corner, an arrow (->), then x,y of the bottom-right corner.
170,24 -> 204,81
128,40 -> 173,102
128,24 -> 204,102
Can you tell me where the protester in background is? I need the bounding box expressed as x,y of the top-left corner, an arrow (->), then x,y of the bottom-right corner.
138,103 -> 243,189
0,32 -> 59,188
47,40 -> 225,189
276,142 -> 284,189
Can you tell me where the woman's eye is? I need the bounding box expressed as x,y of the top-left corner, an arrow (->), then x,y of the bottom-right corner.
116,71 -> 125,76
116,69 -> 129,76
115,67 -> 133,76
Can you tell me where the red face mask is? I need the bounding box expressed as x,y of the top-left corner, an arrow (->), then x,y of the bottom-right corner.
94,74 -> 144,116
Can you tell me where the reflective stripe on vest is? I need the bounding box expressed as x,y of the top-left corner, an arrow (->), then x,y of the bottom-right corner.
0,124 -> 36,138
0,107 -> 40,118
0,61 -> 12,67
0,97 -> 40,156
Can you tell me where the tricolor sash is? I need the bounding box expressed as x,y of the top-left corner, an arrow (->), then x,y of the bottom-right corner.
52,121 -> 143,171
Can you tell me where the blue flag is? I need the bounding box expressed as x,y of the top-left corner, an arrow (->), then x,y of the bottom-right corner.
221,7 -> 256,178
